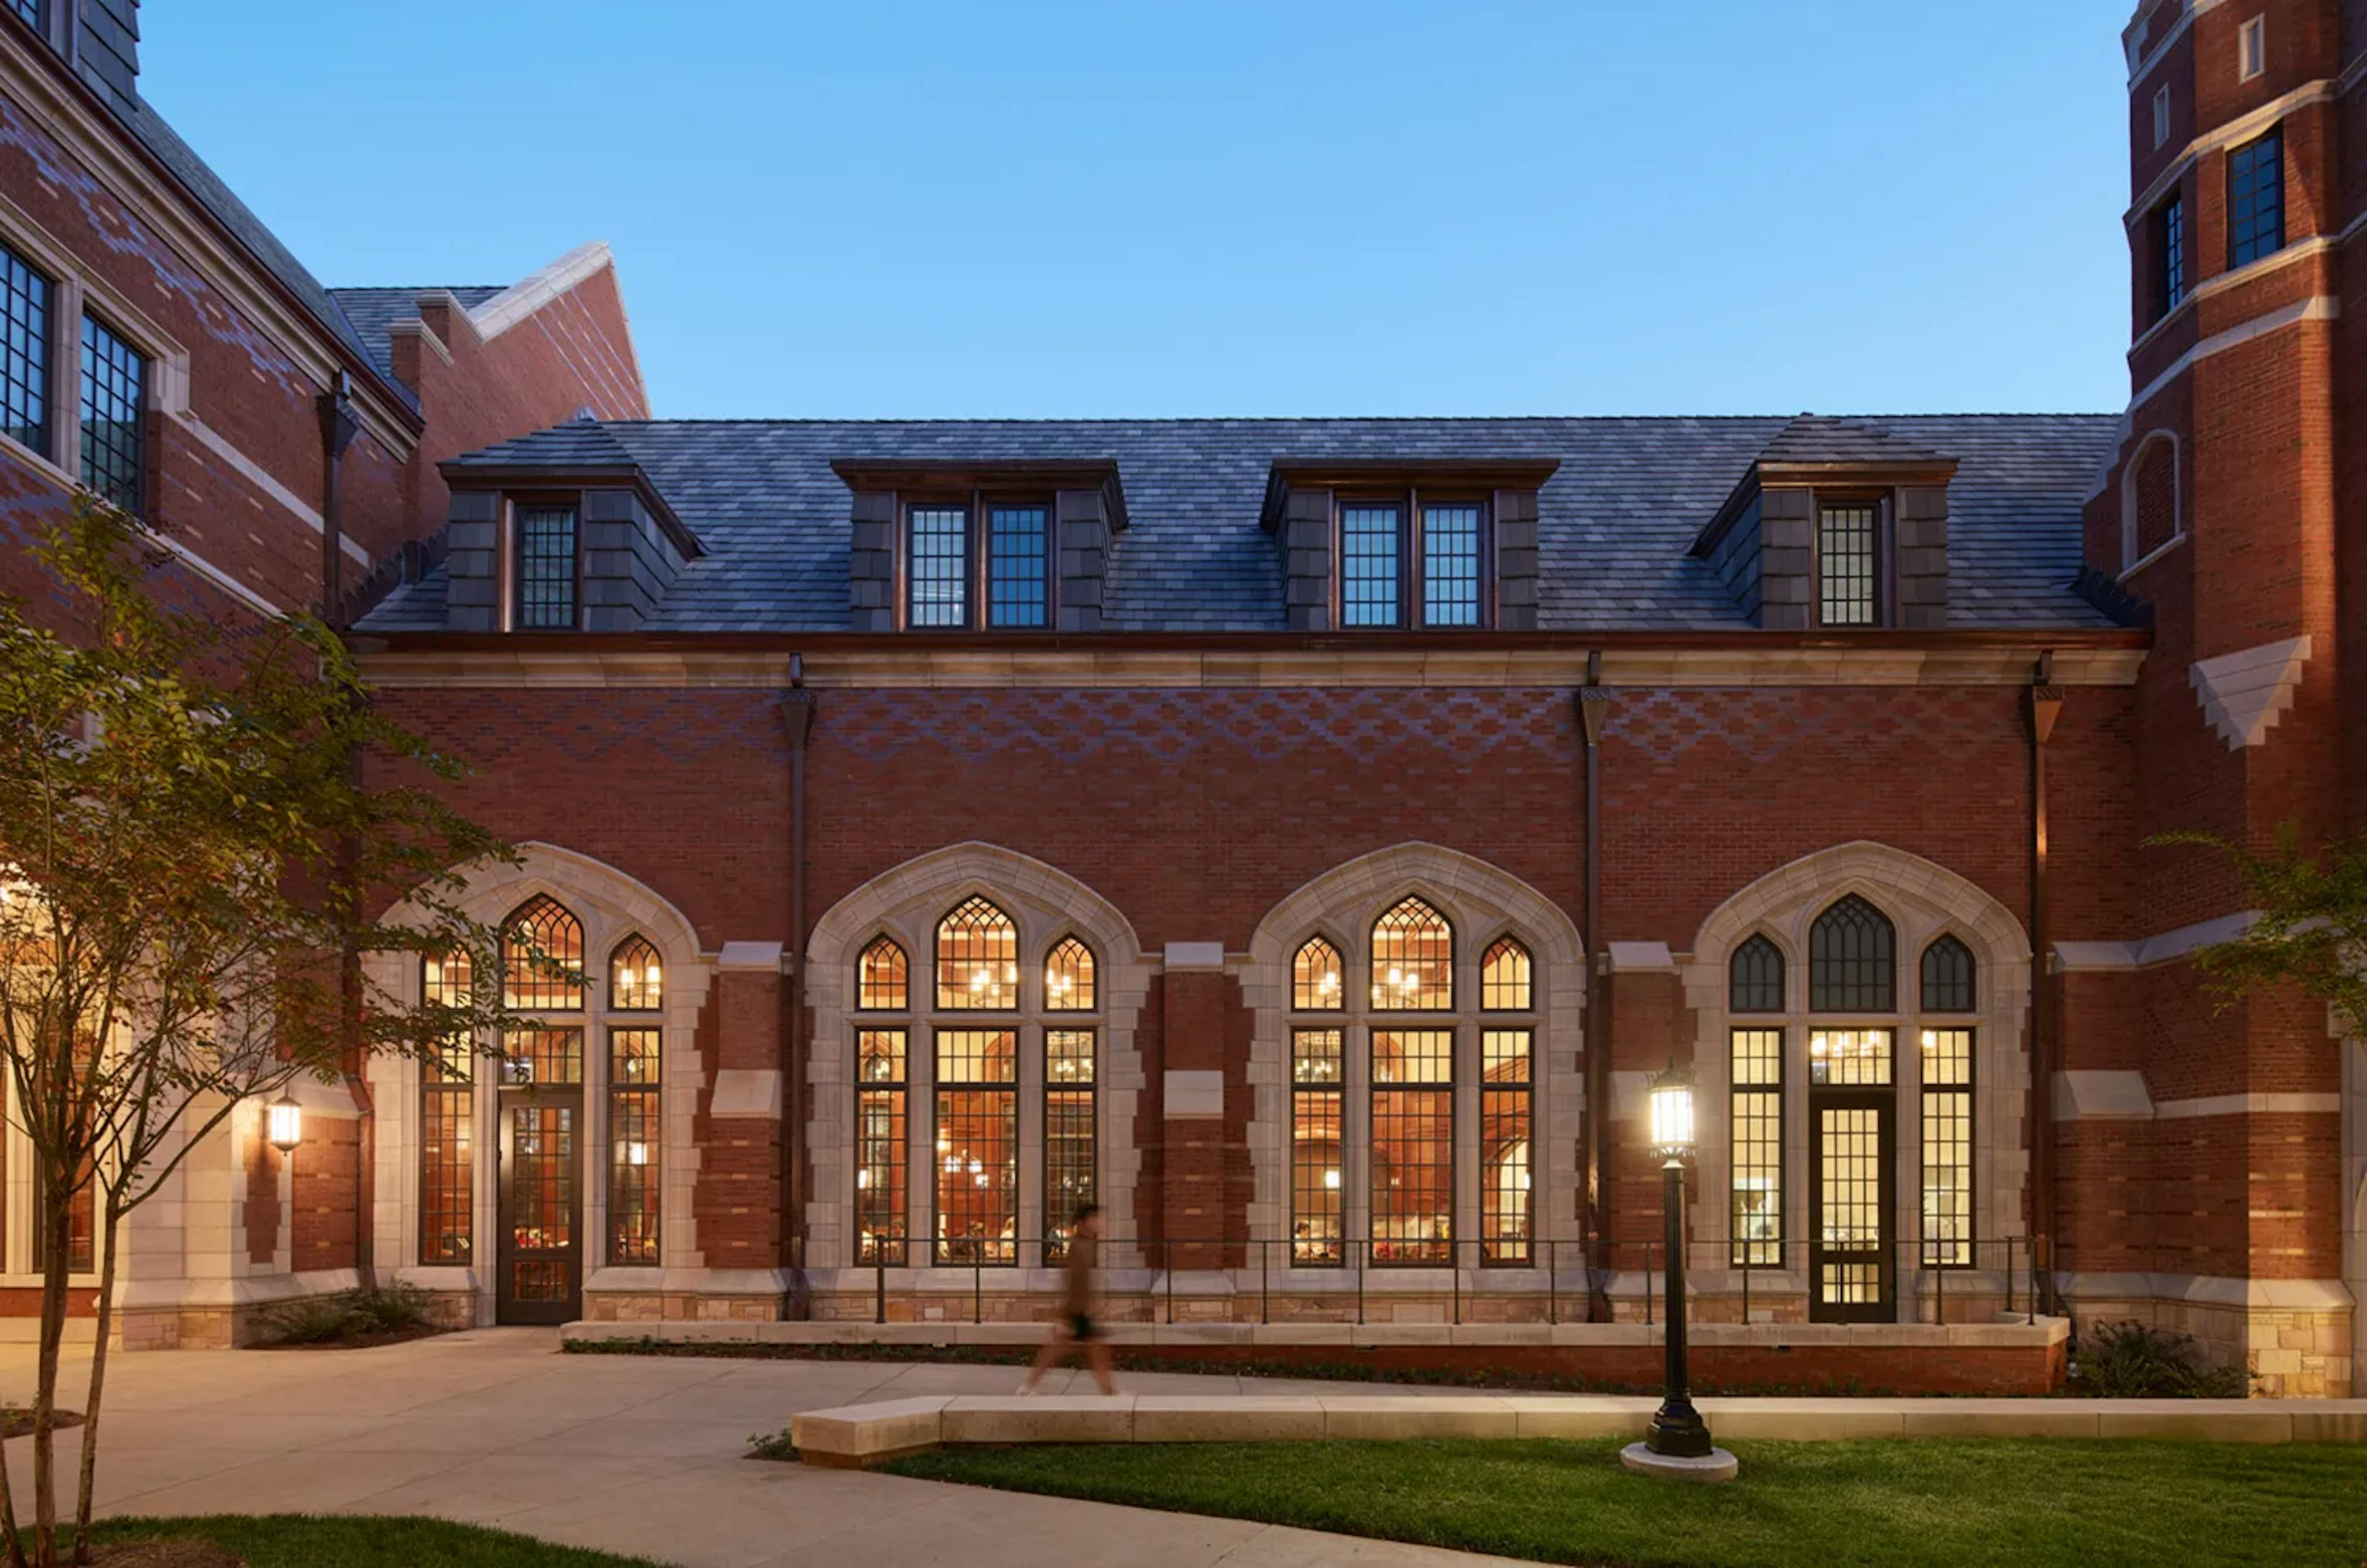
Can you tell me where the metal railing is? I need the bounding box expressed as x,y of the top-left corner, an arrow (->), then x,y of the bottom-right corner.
1632,1235 -> 2049,1328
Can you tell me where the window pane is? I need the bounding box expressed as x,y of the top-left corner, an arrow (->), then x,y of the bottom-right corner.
0,241 -> 48,456
936,897 -> 1017,1009
858,935 -> 909,1011
934,1030 -> 1016,1265
987,504 -> 1048,628
1817,504 -> 1878,627
1809,1027 -> 1892,1087
514,505 -> 578,630
2229,130 -> 2284,269
503,1026 -> 583,1087
1730,1027 -> 1782,1267
1341,504 -> 1401,627
856,1029 -> 906,1265
1372,1029 -> 1452,1265
1730,934 -> 1785,1012
2158,197 -> 2185,317
908,505 -> 968,627
1045,1028 -> 1095,1261
1293,936 -> 1343,1010
609,1027 -> 660,1265
1422,504 -> 1481,627
1481,937 -> 1532,1012
79,313 -> 143,513
5,2 -> 39,30
421,1067 -> 473,1264
1482,1029 -> 1530,1264
1809,894 -> 1894,1011
1921,1027 -> 1974,1266
1045,937 -> 1095,1012
609,935 -> 663,1012
502,895 -> 585,1010
1371,897 -> 1452,1010
1292,1027 -> 1345,1265
1920,935 -> 1976,1013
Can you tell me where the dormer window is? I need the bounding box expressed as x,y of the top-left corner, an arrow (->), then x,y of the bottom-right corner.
1816,499 -> 1889,628
903,496 -> 1052,630
837,460 -> 1128,635
512,500 -> 580,630
1338,496 -> 1488,629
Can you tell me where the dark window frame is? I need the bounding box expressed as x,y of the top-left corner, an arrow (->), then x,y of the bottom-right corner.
1809,894 -> 1898,1013
2154,193 -> 2185,322
507,492 -> 584,633
0,236 -> 51,462
1809,490 -> 1895,630
2226,127 -> 2285,272
899,488 -> 1058,632
1333,490 -> 1495,631
78,309 -> 146,516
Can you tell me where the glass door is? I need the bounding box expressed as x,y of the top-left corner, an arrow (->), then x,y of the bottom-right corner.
1809,1028 -> 1894,1323
497,1027 -> 584,1324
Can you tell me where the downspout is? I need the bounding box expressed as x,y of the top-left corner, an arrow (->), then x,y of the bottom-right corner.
317,371 -> 372,1284
782,657 -> 818,1317
2026,659 -> 2064,1314
319,370 -> 360,624
1577,654 -> 1614,1320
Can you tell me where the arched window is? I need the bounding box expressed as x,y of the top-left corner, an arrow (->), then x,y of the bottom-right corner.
502,895 -> 584,1010
1293,936 -> 1343,1011
1729,934 -> 1784,1013
1045,936 -> 1096,1012
1480,936 -> 1532,1012
858,935 -> 909,1012
1370,897 -> 1452,1011
1921,935 -> 1975,1013
1809,895 -> 1894,1012
936,897 -> 1017,1010
609,935 -> 663,1012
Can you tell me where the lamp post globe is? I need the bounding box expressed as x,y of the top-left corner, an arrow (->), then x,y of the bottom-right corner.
265,1092 -> 303,1155
1643,1060 -> 1713,1461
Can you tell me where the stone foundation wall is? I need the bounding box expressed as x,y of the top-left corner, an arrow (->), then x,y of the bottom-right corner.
2062,1289 -> 2354,1398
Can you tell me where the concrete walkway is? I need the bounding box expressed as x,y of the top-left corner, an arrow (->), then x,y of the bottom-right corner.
0,1327 -> 1521,1568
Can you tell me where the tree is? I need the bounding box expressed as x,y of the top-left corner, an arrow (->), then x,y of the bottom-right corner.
2153,825 -> 2367,1033
0,497 -> 519,1567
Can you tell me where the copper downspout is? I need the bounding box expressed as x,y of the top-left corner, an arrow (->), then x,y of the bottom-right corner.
782,658 -> 818,1316
2027,661 -> 2064,1312
1578,655 -> 1613,1320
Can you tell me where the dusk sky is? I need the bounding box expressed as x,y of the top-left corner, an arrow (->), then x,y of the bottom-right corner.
145,2 -> 2136,420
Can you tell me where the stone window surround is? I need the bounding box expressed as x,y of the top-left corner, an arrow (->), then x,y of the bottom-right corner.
364,842 -> 711,1321
1681,841 -> 2032,1313
2119,427 -> 2184,578
805,842 -> 1150,1277
1245,843 -> 1587,1290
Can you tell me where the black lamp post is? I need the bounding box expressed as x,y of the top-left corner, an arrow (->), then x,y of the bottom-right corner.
1644,1059 -> 1712,1460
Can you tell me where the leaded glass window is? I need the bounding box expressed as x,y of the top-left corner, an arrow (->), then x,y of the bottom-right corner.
1045,936 -> 1094,1012
1370,897 -> 1452,1011
933,1029 -> 1017,1265
2228,128 -> 2284,269
1341,503 -> 1402,627
0,240 -> 48,457
609,935 -> 662,1012
1920,1027 -> 1974,1266
858,935 -> 909,1011
1730,934 -> 1785,1013
609,1027 -> 660,1264
1481,1029 -> 1531,1264
936,897 -> 1017,1010
1809,1027 -> 1892,1087
1044,1028 -> 1095,1260
421,951 -> 474,1265
856,1029 -> 907,1264
1809,895 -> 1894,1012
908,505 -> 968,628
503,1026 -> 584,1087
502,895 -> 585,1010
1480,936 -> 1532,1012
1290,1029 -> 1343,1264
512,504 -> 578,630
79,313 -> 143,513
1371,1029 -> 1452,1264
1730,1027 -> 1782,1266
987,504 -> 1048,628
1817,503 -> 1879,627
1422,504 -> 1482,627
1920,935 -> 1975,1013
1292,936 -> 1343,1011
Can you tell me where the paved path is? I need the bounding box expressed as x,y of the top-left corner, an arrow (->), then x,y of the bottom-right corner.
0,1328 -> 1520,1567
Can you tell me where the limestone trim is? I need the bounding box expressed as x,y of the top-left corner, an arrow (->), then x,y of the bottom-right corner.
2154,1092 -> 2340,1119
364,842 -> 714,1323
1244,842 -> 1586,1279
2123,76 -> 2340,224
2052,910 -> 2257,970
2191,635 -> 2311,749
2129,296 -> 2342,415
1681,842 -> 2034,1313
803,842 -> 1150,1278
470,241 -> 621,343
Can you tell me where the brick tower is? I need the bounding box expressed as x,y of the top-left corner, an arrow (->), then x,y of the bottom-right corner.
2071,0 -> 2359,1395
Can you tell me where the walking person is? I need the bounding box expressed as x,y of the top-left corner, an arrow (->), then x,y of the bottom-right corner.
1021,1204 -> 1118,1395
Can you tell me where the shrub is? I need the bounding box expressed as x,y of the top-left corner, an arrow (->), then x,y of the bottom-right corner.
261,1285 -> 442,1346
2071,1320 -> 2252,1399
260,1296 -> 359,1346
348,1283 -> 435,1334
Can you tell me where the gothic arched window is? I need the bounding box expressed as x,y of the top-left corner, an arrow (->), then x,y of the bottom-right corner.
936,897 -> 1018,1010
1808,895 -> 1895,1012
1370,897 -> 1452,1011
1921,934 -> 1976,1013
502,894 -> 584,1010
1729,934 -> 1785,1013
858,934 -> 909,1012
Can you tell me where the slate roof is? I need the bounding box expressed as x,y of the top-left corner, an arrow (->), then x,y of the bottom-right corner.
329,286 -> 504,386
357,414 -> 2123,635
1753,414 -> 1959,468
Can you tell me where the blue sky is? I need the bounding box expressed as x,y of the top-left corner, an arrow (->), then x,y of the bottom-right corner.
144,2 -> 2136,420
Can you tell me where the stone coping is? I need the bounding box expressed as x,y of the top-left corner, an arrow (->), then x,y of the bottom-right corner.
566,1316 -> 2069,1351
788,1392 -> 2367,1467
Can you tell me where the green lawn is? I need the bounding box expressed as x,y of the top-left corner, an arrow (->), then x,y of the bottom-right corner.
889,1437 -> 2367,1568
89,1515 -> 666,1566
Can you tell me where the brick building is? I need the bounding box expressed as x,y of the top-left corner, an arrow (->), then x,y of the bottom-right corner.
4,3 -> 2361,1395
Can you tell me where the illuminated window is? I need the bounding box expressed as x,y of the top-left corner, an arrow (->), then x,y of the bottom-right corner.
1809,1027 -> 1892,1088
1480,937 -> 1532,1012
1044,1029 -> 1095,1260
420,951 -> 474,1265
1045,937 -> 1095,1012
79,313 -> 144,514
858,935 -> 909,1012
1809,895 -> 1894,1012
1730,1027 -> 1782,1267
1372,1029 -> 1452,1265
609,935 -> 663,1012
1370,897 -> 1452,1011
1481,1029 -> 1531,1264
1730,934 -> 1785,1012
503,1026 -> 584,1088
1921,1027 -> 1974,1267
1291,1029 -> 1344,1265
1292,936 -> 1344,1012
609,1027 -> 660,1264
502,896 -> 585,1011
933,1030 -> 1017,1265
936,897 -> 1018,1010
856,1029 -> 907,1265
1920,935 -> 1975,1013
